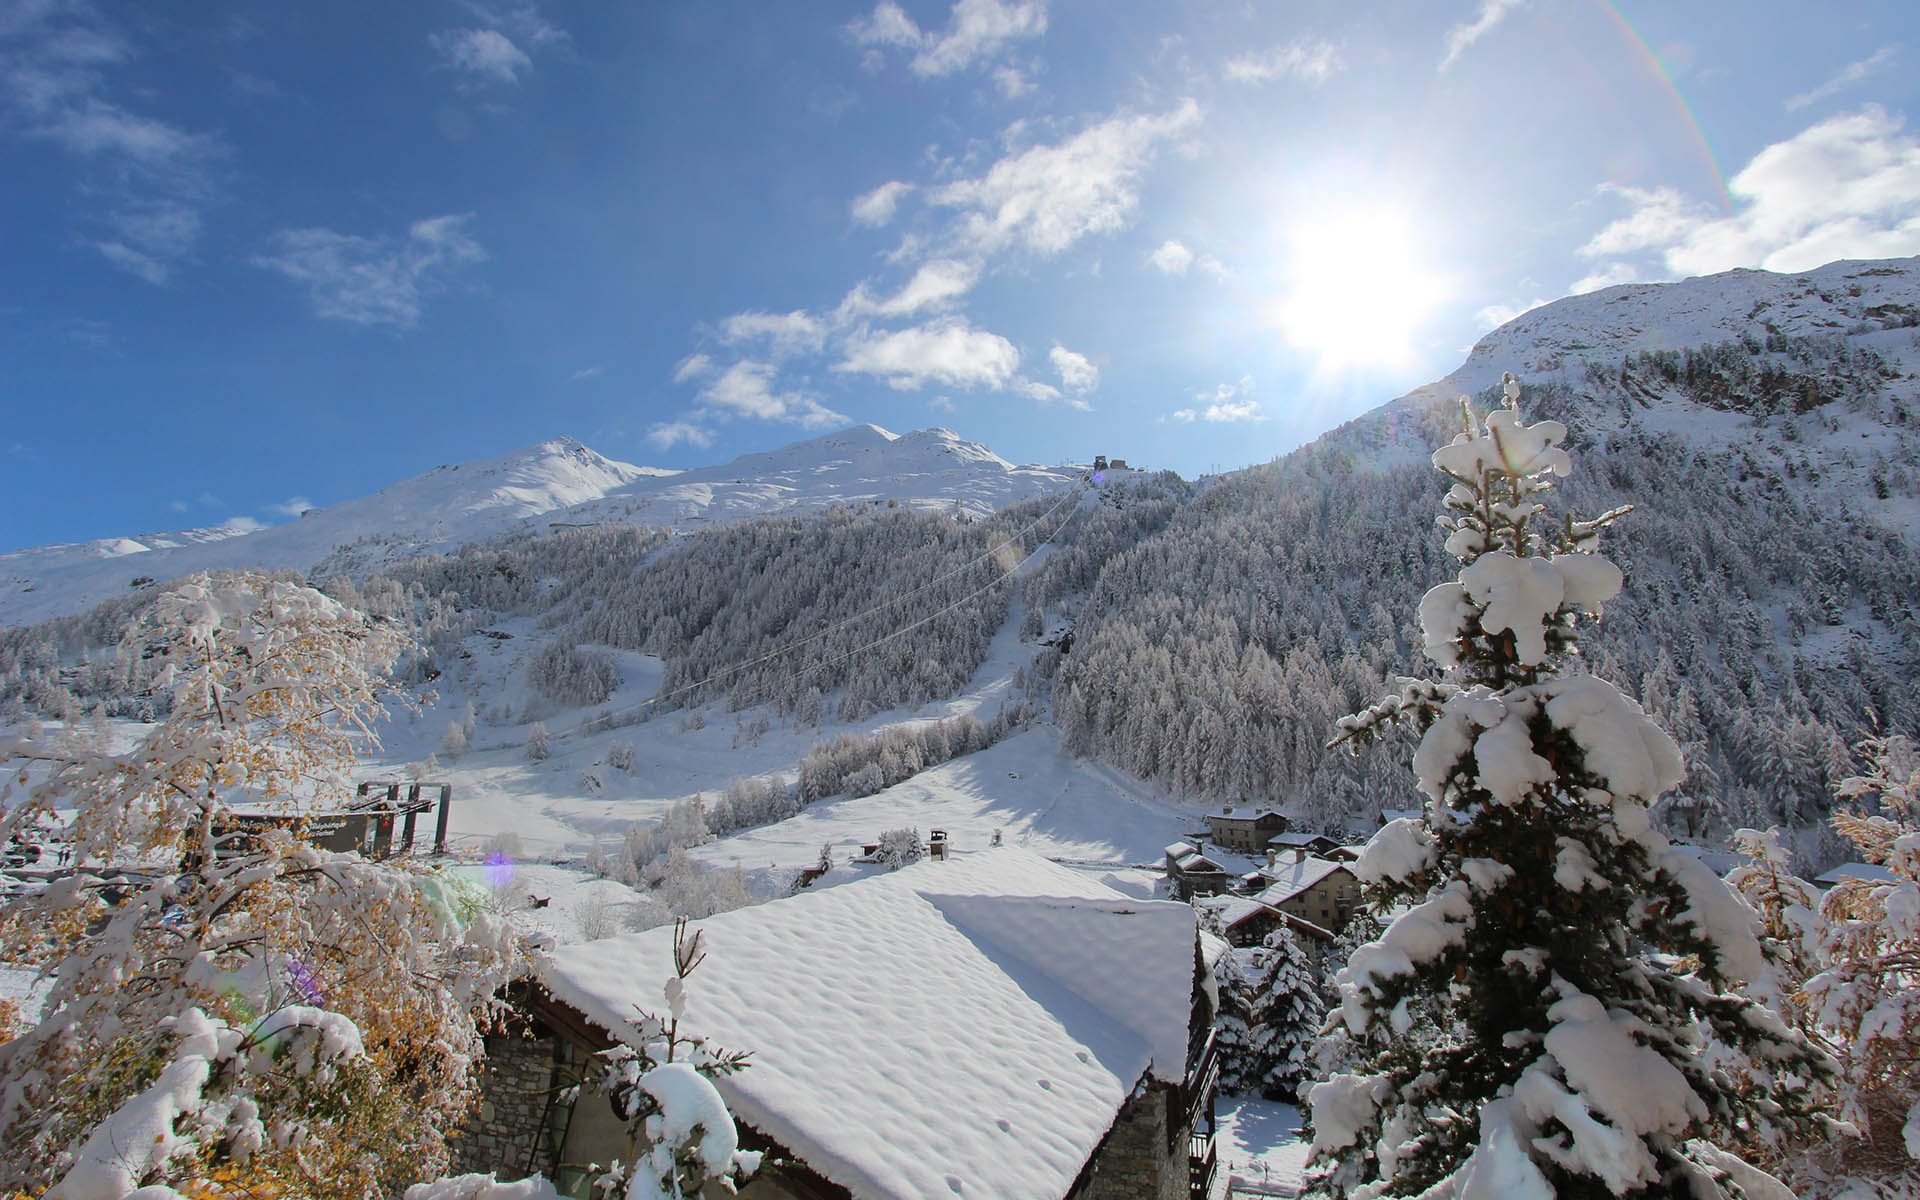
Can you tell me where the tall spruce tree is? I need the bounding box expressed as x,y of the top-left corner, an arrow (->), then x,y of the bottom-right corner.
1305,375 -> 1835,1198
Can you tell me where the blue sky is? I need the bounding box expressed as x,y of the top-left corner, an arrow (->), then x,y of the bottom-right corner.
3,0 -> 1917,551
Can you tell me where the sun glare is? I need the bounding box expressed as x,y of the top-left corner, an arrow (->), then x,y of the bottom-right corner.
1270,208 -> 1447,371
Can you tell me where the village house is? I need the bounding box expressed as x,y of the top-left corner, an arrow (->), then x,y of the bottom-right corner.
1242,856 -> 1360,935
1164,840 -> 1232,901
1263,831 -> 1342,859
1202,806 -> 1290,852
457,848 -> 1220,1200
1814,861 -> 1896,891
1197,892 -> 1334,955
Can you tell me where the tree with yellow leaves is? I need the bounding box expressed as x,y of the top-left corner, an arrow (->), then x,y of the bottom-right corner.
0,572 -> 519,1198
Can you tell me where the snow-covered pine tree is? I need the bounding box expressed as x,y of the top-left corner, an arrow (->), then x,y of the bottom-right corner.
1259,926 -> 1327,1101
1215,927 -> 1326,1099
1214,941 -> 1268,1094
1307,375 -> 1834,1198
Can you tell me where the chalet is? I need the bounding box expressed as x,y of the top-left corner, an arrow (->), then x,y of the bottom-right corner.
1165,841 -> 1233,901
1203,807 -> 1289,853
1197,892 -> 1334,954
1670,843 -> 1745,879
1248,856 -> 1359,935
1814,861 -> 1896,890
1264,832 -> 1342,859
459,848 -> 1220,1199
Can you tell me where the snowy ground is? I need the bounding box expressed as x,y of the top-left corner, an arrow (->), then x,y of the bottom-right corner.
350,534 -> 1199,890
1215,1095 -> 1311,1198
440,861 -> 661,946
692,725 -> 1216,890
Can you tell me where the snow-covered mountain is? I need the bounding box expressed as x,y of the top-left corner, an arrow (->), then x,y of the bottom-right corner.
555,424 -> 1076,531
1337,256 -> 1920,485
0,426 -> 1079,628
1057,255 -> 1920,860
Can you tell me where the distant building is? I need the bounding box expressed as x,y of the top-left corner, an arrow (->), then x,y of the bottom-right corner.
1814,861 -> 1896,890
1247,856 -> 1359,934
1264,831 -> 1342,859
1197,892 -> 1335,953
1165,840 -> 1233,901
1204,806 -> 1290,852
1109,458 -> 1129,470
462,848 -> 1220,1199
1093,454 -> 1109,471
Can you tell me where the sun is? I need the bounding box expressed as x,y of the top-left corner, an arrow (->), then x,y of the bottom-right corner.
1269,207 -> 1447,371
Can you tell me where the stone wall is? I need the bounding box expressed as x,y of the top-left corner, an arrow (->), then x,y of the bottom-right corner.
451,1030 -> 560,1178
1075,1085 -> 1190,1200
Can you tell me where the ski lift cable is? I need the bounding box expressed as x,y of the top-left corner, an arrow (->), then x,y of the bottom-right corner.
574,482 -> 1087,734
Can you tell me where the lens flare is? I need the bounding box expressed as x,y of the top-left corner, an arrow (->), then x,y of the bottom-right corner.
485,851 -> 515,890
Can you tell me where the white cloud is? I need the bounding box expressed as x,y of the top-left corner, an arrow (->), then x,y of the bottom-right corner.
849,0 -> 1048,79
1576,107 -> 1920,278
673,352 -> 714,382
852,180 -> 914,227
1568,262 -> 1637,295
1,6 -> 224,285
1049,344 -> 1096,393
460,1 -> 568,49
1170,378 -> 1261,423
569,365 -> 604,381
835,317 -> 1019,390
1474,297 -> 1550,328
1148,239 -> 1193,275
431,28 -> 532,85
1786,46 -> 1897,112
700,360 -> 791,419
1016,369 -> 1090,411
252,213 -> 486,328
718,309 -> 828,356
647,421 -> 714,451
215,515 -> 266,535
847,2 -> 922,49
169,499 -> 189,513
1440,0 -> 1527,71
839,258 -> 979,318
992,65 -> 1031,98
697,360 -> 848,428
930,99 -> 1201,257
928,395 -> 957,412
1224,39 -> 1341,85
267,496 -> 314,518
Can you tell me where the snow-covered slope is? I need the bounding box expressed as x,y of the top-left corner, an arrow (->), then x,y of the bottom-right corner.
560,424 -> 1076,530
1335,256 -> 1920,472
0,426 -> 1079,627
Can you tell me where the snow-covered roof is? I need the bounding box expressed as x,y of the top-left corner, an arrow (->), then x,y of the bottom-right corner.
1165,841 -> 1225,872
1815,861 -> 1896,888
1670,844 -> 1745,878
1268,831 -> 1335,848
538,847 -> 1198,1200
1254,856 -> 1352,905
1208,806 -> 1284,821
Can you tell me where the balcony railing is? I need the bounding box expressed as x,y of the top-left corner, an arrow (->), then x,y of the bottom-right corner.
1188,1133 -> 1218,1200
